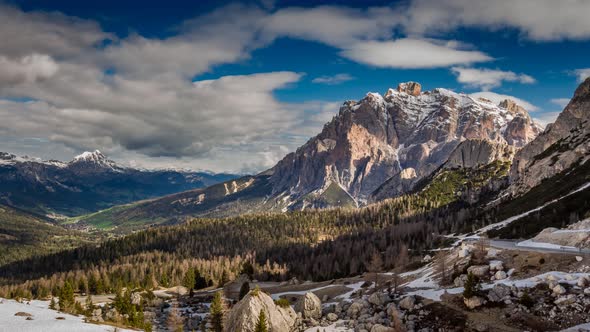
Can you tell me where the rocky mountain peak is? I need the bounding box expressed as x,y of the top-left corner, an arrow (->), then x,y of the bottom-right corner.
499,99 -> 526,115
396,81 -> 422,96
69,150 -> 119,172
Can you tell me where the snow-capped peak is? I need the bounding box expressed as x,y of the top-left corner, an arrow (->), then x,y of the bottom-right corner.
72,150 -> 106,163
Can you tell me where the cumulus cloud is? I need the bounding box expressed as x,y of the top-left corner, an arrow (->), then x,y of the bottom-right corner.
452,67 -> 535,90
550,98 -> 571,108
574,68 -> 590,82
469,91 -> 538,112
400,0 -> 590,41
340,39 -> 491,68
312,73 -> 354,85
0,54 -> 58,86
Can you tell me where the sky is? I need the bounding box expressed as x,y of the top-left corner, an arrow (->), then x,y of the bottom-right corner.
0,0 -> 590,173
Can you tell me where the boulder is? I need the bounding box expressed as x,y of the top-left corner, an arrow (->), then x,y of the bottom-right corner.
552,285 -> 566,295
467,265 -> 490,278
554,296 -> 576,306
459,248 -> 471,258
454,274 -> 468,287
326,313 -> 338,322
347,301 -> 365,318
368,292 -> 390,306
576,256 -> 584,262
494,271 -> 507,280
464,296 -> 484,310
294,292 -> 322,320
487,284 -> 511,302
371,324 -> 396,332
224,291 -> 297,332
577,276 -> 589,287
489,260 -> 504,271
399,296 -> 416,311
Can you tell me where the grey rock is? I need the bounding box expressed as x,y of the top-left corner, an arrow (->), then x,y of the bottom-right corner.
294,292 -> 322,320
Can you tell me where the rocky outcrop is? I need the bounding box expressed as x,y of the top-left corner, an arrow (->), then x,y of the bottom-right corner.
396,82 -> 421,96
224,291 -> 297,332
445,139 -> 515,169
510,78 -> 590,194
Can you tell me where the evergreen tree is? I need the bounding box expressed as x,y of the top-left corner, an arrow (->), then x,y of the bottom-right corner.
59,281 -> 74,312
209,291 -> 224,332
463,272 -> 480,298
239,281 -> 250,300
241,261 -> 254,278
183,267 -> 196,290
254,310 -> 268,332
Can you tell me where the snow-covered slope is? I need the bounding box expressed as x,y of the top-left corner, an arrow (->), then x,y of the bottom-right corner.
0,298 -> 137,332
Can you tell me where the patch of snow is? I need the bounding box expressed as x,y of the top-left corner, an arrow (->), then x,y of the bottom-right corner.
0,298 -> 137,332
333,282 -> 367,302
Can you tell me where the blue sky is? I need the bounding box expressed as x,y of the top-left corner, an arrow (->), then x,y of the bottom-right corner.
0,0 -> 589,172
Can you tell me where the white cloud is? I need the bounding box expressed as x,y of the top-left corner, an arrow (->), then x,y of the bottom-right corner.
550,98 -> 571,108
340,39 -> 492,68
312,73 -> 354,85
574,68 -> 590,82
452,67 -> 535,90
263,6 -> 398,47
400,0 -> 590,41
533,112 -> 561,127
469,91 -> 538,112
0,54 -> 58,86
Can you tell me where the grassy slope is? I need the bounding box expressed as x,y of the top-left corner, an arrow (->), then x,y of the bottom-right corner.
0,205 -> 93,267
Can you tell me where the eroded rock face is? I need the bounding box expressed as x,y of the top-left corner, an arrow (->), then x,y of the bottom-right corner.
224,291 -> 297,332
270,83 -> 540,208
510,78 -> 590,194
445,139 -> 515,169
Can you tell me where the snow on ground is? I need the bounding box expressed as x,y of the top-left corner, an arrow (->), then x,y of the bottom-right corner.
561,322 -> 590,331
304,320 -> 352,332
477,182 -> 590,235
333,282 -> 368,302
0,298 -> 137,332
403,271 -> 590,302
403,265 -> 437,289
517,239 -> 578,251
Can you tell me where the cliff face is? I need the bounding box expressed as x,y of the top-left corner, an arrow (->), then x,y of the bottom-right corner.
269,82 -> 541,207
510,78 -> 590,194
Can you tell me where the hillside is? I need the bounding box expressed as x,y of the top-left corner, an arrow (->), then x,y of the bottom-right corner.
0,205 -> 93,267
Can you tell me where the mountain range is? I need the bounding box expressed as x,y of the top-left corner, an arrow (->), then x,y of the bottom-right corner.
72,81 -> 556,229
0,150 -> 237,217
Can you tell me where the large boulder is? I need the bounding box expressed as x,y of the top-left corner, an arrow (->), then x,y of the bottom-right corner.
464,296 -> 484,310
224,291 -> 297,332
294,292 -> 322,320
487,284 -> 511,302
371,324 -> 396,332
368,292 -> 390,307
467,265 -> 490,278
399,296 -> 416,311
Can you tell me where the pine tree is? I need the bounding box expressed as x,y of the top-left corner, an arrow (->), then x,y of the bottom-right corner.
209,291 -> 224,332
183,267 -> 196,290
463,272 -> 480,298
254,310 -> 268,332
219,270 -> 229,287
239,282 -> 250,300
59,281 -> 74,312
